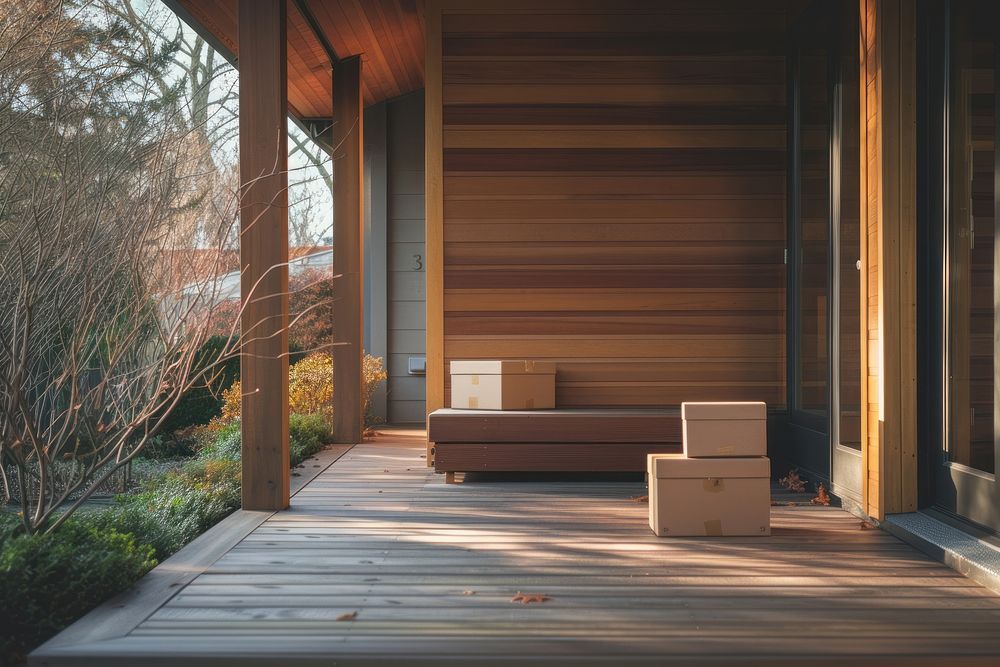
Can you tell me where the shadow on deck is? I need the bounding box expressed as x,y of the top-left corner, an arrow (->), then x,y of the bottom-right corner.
31,428 -> 1000,666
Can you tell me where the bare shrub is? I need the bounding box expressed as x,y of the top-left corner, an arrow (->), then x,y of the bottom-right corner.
0,1 -> 329,533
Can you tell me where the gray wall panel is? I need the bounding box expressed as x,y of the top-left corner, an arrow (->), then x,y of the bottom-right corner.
389,272 -> 426,301
388,400 -> 427,424
386,91 -> 426,424
364,103 -> 388,422
389,242 -> 426,272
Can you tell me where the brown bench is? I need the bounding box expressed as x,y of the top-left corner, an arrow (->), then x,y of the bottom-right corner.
428,408 -> 681,480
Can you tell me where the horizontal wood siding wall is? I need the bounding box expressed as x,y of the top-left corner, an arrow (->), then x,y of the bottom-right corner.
431,0 -> 790,410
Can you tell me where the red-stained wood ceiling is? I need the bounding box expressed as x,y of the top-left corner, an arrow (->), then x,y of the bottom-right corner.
172,0 -> 425,118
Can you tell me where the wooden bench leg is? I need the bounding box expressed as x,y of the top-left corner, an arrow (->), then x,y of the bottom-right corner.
445,472 -> 456,484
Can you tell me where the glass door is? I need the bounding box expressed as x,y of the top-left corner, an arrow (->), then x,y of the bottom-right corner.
935,0 -> 1000,533
831,2 -> 864,502
787,2 -> 831,479
788,2 -> 863,501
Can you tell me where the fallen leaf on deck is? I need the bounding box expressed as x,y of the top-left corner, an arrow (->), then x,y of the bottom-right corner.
336,611 -> 358,621
511,592 -> 550,604
778,469 -> 807,493
860,520 -> 877,530
811,483 -> 831,506
630,495 -> 648,503
462,590 -> 476,596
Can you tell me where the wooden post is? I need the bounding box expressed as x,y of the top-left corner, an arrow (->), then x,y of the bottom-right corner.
858,0 -> 918,519
238,0 -> 290,511
424,1 -> 444,464
332,55 -> 364,444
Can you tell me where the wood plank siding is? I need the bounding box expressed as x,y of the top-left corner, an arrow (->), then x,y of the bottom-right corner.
426,0 -> 793,413
172,0 -> 424,112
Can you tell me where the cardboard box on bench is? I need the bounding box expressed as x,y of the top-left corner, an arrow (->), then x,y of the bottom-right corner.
647,453 -> 770,537
450,360 -> 556,410
682,401 -> 767,458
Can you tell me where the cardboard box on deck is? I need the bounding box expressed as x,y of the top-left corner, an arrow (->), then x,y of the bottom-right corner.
449,360 -> 556,410
647,453 -> 771,537
682,401 -> 767,458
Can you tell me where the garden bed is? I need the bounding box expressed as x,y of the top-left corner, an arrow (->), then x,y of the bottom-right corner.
0,413 -> 335,666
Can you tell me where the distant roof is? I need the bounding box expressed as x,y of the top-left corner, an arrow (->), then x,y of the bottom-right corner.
164,245 -> 331,294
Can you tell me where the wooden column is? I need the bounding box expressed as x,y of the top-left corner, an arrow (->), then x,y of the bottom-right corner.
424,1 -> 444,464
858,0 -> 917,520
332,56 -> 364,444
238,0 -> 289,511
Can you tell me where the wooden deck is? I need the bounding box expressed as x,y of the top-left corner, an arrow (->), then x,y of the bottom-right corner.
33,428 -> 1000,666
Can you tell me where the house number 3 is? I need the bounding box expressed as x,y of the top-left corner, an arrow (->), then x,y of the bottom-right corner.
412,254 -> 423,271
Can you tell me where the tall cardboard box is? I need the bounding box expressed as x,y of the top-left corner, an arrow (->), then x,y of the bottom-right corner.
682,401 -> 767,458
450,360 -> 556,410
648,454 -> 770,537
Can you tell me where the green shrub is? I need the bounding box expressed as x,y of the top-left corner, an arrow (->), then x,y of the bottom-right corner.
142,426 -> 201,459
87,459 -> 241,561
196,421 -> 242,462
0,513 -> 21,545
142,434 -> 192,460
289,413 -> 332,465
85,412 -> 327,568
196,414 -> 331,468
0,522 -> 155,665
154,336 -> 241,441
0,411 -> 332,664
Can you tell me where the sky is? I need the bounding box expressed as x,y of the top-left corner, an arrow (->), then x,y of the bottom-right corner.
134,0 -> 335,247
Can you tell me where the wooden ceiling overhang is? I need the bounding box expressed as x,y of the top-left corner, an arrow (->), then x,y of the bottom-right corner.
166,0 -> 425,124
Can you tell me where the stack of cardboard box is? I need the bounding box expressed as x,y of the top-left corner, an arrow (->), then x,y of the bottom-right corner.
648,402 -> 770,537
450,361 -> 556,410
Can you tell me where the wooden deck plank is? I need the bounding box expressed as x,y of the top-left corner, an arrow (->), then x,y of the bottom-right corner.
30,428 -> 1000,666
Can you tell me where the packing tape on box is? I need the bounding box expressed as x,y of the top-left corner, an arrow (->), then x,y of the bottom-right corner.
716,445 -> 736,455
467,396 -> 479,408
703,519 -> 723,536
470,374 -> 479,386
702,478 -> 725,493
